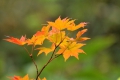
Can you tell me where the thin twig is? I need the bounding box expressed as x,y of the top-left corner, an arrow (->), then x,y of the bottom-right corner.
36,38 -> 65,80
23,46 -> 30,55
51,54 -> 62,61
31,45 -> 34,54
29,54 -> 39,75
35,44 -> 58,80
23,46 -> 38,75
31,45 -> 39,75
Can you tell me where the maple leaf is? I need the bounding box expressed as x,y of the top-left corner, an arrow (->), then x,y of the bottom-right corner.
34,31 -> 45,36
48,17 -> 76,30
36,43 -> 55,56
48,17 -> 67,30
27,31 -> 46,46
67,22 -> 87,31
41,77 -> 46,80
21,74 -> 29,80
37,77 -> 46,80
76,29 -> 88,38
48,27 -> 60,36
27,25 -> 51,46
75,29 -> 90,42
67,29 -> 90,42
48,17 -> 87,32
9,76 -> 21,80
4,35 -> 26,45
48,31 -> 66,45
9,75 -> 47,80
9,74 -> 29,80
41,25 -> 50,36
57,42 -> 85,61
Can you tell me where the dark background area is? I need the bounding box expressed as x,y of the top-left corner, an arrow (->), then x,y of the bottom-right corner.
0,0 -> 120,80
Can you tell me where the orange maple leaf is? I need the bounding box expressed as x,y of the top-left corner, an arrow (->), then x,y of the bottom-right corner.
67,29 -> 90,42
41,25 -> 50,36
67,22 -> 87,31
75,29 -> 90,42
4,35 -> 26,45
57,42 -> 85,61
9,74 -> 46,80
9,76 -> 21,80
9,74 -> 29,80
26,25 -> 51,46
27,31 -> 46,46
76,29 -> 88,38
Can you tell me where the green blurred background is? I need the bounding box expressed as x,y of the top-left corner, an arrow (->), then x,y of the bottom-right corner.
0,0 -> 120,80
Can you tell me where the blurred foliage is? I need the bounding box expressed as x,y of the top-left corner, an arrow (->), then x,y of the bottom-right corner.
0,0 -> 120,80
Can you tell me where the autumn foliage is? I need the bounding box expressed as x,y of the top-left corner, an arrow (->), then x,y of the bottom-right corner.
4,17 -> 90,80
9,74 -> 46,80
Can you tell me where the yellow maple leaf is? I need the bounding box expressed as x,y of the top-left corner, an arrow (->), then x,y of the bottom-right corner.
57,42 -> 85,61
48,31 -> 65,45
48,17 -> 77,31
42,77 -> 46,80
48,17 -> 68,30
27,31 -> 46,46
38,77 -> 46,80
48,16 -> 87,32
67,22 -> 87,31
36,44 -> 55,56
21,74 -> 29,80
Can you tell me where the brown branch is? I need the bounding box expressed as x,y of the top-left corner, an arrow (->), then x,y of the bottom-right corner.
36,39 -> 64,80
23,47 -> 30,55
29,54 -> 39,75
35,53 -> 62,80
23,46 -> 38,75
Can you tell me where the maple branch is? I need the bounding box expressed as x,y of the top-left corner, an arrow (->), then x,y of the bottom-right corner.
35,45 -> 57,80
35,54 -> 62,80
31,45 -> 39,75
52,54 -> 62,60
36,38 -> 64,80
29,54 -> 39,75
23,46 -> 38,75
23,46 -> 30,55
31,45 -> 34,54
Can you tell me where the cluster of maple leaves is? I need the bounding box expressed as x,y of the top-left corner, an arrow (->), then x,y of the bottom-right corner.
9,75 -> 46,80
4,17 -> 90,80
